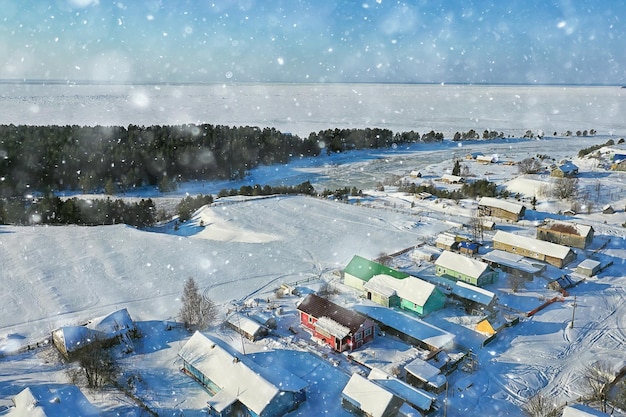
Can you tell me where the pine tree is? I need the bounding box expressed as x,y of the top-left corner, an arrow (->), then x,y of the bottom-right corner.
180,277 -> 217,330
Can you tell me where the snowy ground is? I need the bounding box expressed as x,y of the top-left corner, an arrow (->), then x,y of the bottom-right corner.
2,84 -> 626,416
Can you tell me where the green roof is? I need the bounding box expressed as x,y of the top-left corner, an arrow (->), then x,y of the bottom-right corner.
343,255 -> 409,282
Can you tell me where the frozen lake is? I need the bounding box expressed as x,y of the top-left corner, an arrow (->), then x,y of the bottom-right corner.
1,83 -> 625,138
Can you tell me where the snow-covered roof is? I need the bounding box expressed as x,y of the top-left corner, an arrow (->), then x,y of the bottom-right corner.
451,281 -> 496,306
493,230 -> 574,260
478,196 -> 525,215
562,403 -> 609,417
404,357 -> 447,389
441,174 -> 464,183
52,308 -> 136,354
435,233 -> 457,247
410,246 -> 441,261
178,332 -> 307,415
6,386 -> 99,417
315,316 -> 351,339
556,160 -> 579,174
576,259 -> 601,270
368,368 -> 435,412
353,305 -> 454,350
435,251 -> 491,279
481,250 -> 545,275
364,274 -> 439,307
225,312 -> 267,337
342,373 -> 396,417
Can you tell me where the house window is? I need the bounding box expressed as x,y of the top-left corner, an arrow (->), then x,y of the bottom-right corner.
308,315 -> 313,323
364,327 -> 372,337
355,332 -> 362,341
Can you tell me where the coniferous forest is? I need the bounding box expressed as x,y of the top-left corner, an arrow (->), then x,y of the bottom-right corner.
0,123 -> 446,226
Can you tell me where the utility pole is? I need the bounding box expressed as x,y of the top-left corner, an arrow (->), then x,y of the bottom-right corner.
570,295 -> 577,329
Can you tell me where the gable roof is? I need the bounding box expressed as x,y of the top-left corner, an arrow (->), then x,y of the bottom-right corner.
435,251 -> 491,279
353,305 -> 455,350
478,197 -> 525,215
342,373 -> 397,417
493,230 -> 574,260
225,312 -> 267,337
344,255 -> 409,282
364,274 -> 440,307
297,293 -> 368,334
368,368 -> 435,412
451,281 -> 496,306
52,308 -> 136,354
556,161 -> 579,174
7,386 -> 100,417
540,219 -> 594,238
178,332 -> 307,415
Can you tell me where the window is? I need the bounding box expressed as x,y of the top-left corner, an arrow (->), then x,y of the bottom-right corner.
364,327 -> 372,337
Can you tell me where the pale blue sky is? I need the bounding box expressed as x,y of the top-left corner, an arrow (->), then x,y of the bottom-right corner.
1,0 -> 624,84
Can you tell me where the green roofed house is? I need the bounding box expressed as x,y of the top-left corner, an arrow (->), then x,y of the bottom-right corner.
363,274 -> 446,316
435,250 -> 498,287
343,255 -> 409,292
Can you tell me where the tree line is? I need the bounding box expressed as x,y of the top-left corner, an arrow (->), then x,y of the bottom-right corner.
0,124 -> 448,198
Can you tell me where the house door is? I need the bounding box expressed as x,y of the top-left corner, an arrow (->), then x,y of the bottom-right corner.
367,292 -> 372,300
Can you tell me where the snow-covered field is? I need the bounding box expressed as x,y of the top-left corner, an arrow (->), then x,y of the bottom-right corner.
2,83 -> 626,416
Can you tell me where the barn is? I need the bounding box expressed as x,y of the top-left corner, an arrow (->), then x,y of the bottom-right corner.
353,304 -> 455,351
477,197 -> 526,222
297,293 -> 374,352
575,259 -> 602,277
536,219 -> 594,249
343,255 -> 409,292
434,250 -> 498,287
178,332 -> 307,417
363,274 -> 446,316
492,230 -> 577,268
51,308 -> 138,359
225,312 -> 269,341
450,281 -> 497,312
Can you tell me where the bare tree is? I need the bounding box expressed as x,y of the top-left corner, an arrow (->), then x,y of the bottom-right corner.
468,210 -> 485,242
180,277 -> 218,331
552,178 -> 579,200
518,158 -> 543,174
582,361 -> 615,412
69,337 -> 118,389
522,392 -> 561,417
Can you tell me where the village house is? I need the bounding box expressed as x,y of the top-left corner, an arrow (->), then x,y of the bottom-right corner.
343,255 -> 409,292
297,293 -> 375,352
51,308 -> 138,359
434,250 -> 498,287
367,368 -> 436,415
440,173 -> 465,184
536,219 -> 594,249
178,331 -> 307,417
363,274 -> 446,316
476,154 -> 496,164
477,196 -> 526,222
404,356 -> 448,393
341,373 -> 405,417
492,230 -> 577,268
550,161 -> 579,177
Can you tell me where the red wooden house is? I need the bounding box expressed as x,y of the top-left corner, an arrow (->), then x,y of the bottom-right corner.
297,294 -> 375,352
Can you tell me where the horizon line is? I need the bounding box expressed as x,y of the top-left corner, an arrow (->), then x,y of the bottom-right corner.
0,78 -> 624,88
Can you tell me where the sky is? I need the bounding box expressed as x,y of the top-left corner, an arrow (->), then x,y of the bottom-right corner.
0,0 -> 625,85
